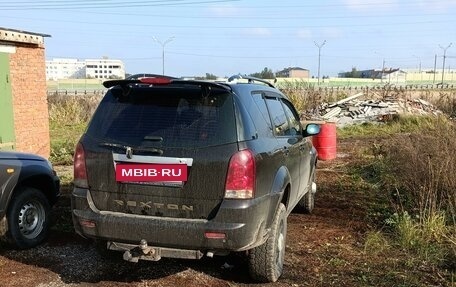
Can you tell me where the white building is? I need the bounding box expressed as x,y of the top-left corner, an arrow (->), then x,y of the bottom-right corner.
46,58 -> 85,80
45,58 -> 125,80
85,59 -> 125,79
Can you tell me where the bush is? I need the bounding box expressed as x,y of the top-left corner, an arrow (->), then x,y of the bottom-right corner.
48,94 -> 102,126
277,80 -> 347,114
378,117 -> 456,223
364,117 -> 456,268
48,94 -> 101,165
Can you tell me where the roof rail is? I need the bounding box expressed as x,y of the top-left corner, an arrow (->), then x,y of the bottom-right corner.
227,74 -> 275,88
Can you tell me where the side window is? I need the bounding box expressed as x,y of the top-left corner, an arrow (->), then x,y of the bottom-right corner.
281,99 -> 302,136
252,92 -> 272,131
265,98 -> 288,136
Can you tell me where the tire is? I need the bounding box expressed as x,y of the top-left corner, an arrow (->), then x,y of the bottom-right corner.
248,203 -> 287,282
7,187 -> 51,249
298,171 -> 316,213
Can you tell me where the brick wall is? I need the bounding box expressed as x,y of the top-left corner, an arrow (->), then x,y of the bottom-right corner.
9,44 -> 50,158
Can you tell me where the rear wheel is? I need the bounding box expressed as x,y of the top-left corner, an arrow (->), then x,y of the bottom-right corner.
248,203 -> 287,282
7,187 -> 51,249
298,171 -> 316,213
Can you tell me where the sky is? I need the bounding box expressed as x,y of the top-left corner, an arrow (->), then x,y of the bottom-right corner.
1,0 -> 456,77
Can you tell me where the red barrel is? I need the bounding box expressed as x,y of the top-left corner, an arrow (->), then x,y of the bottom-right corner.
312,123 -> 337,161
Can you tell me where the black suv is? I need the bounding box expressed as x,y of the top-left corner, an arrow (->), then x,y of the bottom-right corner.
72,75 -> 319,282
0,151 -> 60,249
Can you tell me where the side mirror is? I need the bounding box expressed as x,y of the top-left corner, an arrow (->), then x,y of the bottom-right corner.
303,123 -> 320,137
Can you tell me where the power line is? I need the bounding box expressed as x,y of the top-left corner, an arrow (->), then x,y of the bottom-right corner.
0,14 -> 453,29
0,0 -> 239,10
0,0 -> 437,8
1,11 -> 451,21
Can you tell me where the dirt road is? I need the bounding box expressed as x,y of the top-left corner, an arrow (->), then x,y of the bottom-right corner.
0,141 -> 450,287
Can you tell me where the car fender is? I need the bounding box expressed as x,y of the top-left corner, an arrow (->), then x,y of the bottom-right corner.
0,165 -> 21,219
266,166 -> 291,227
0,162 -> 58,220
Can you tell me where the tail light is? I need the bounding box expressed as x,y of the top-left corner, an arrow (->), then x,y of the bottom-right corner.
224,150 -> 255,199
74,142 -> 88,188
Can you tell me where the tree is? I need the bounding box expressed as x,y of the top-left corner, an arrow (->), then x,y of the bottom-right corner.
346,67 -> 361,78
205,73 -> 217,80
249,67 -> 275,79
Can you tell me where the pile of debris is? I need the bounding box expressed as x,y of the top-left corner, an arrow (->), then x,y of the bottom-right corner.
306,92 -> 443,127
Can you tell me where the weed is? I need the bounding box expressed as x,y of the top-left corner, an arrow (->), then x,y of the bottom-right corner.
386,212 -> 451,267
48,94 -> 100,165
277,80 -> 347,114
364,231 -> 389,255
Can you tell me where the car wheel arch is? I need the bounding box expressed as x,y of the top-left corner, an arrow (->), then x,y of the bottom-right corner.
265,166 -> 291,227
16,174 -> 58,205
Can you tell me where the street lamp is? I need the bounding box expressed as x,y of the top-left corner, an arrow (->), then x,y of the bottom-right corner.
153,36 -> 175,75
374,51 -> 385,83
412,55 -> 422,82
314,40 -> 326,85
439,43 -> 452,84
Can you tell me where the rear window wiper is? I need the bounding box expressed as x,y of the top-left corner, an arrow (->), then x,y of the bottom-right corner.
99,142 -> 163,155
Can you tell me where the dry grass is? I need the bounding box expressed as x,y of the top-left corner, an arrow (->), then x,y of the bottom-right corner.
48,94 -> 102,165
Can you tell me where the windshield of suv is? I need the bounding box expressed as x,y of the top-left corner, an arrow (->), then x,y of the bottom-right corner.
86,86 -> 237,149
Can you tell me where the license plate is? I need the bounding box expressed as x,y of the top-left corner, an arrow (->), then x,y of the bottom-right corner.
115,163 -> 187,182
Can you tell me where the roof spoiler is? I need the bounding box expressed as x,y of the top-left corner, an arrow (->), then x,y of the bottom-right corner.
103,76 -> 232,98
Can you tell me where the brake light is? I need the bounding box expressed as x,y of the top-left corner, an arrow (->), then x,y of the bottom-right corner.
139,77 -> 172,85
74,142 -> 88,188
224,150 -> 255,199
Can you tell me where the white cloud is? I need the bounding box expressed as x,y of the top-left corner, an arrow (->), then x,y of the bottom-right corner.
322,27 -> 344,39
242,27 -> 272,37
297,28 -> 312,39
207,4 -> 242,17
343,0 -> 398,11
416,0 -> 456,11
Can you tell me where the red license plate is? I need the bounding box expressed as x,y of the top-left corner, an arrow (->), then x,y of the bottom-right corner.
115,163 -> 187,182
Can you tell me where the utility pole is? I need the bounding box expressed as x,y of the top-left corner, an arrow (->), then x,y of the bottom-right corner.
413,55 -> 422,82
314,40 -> 326,85
433,54 -> 437,84
381,59 -> 385,83
439,43 -> 452,84
153,36 -> 175,75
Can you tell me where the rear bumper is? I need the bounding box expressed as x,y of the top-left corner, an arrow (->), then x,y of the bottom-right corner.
71,187 -> 279,254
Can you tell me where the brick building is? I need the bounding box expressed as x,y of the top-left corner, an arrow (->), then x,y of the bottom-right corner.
0,27 -> 51,158
276,67 -> 310,78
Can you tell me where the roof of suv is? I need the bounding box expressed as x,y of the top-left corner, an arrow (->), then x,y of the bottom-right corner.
103,74 -> 285,100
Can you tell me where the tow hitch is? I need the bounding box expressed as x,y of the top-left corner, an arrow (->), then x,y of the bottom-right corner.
107,240 -> 204,262
109,240 -> 161,262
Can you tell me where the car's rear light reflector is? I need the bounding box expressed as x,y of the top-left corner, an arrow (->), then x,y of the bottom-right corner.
205,232 -> 226,239
79,219 -> 96,228
224,150 -> 255,199
139,77 -> 172,85
74,142 -> 89,188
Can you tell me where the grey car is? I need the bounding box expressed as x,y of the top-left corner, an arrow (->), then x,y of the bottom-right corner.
0,151 -> 60,249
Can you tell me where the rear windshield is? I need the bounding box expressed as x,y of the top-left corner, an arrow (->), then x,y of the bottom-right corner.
86,86 -> 237,148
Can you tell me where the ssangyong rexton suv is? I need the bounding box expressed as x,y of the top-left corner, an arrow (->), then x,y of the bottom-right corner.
72,75 -> 320,282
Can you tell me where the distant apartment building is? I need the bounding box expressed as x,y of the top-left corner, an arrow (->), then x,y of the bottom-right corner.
46,58 -> 85,80
276,67 -> 310,78
46,58 -> 125,80
85,59 -> 125,79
